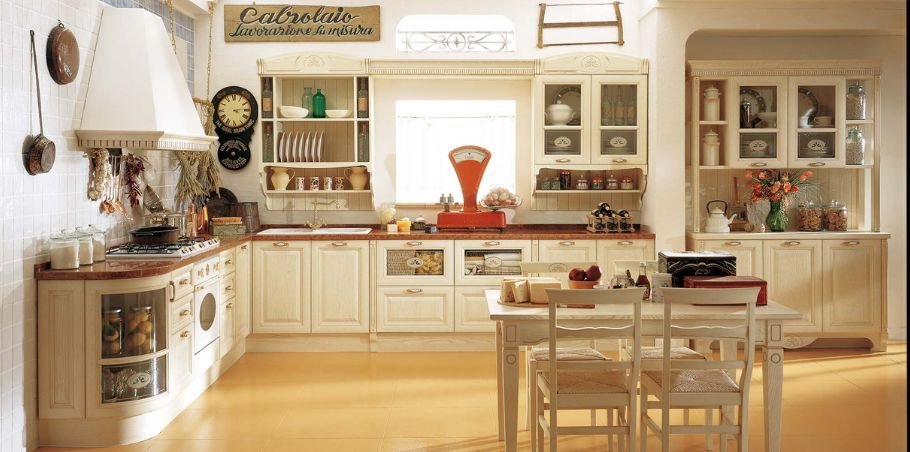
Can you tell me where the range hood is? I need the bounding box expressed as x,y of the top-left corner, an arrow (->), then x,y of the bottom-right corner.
75,8 -> 216,151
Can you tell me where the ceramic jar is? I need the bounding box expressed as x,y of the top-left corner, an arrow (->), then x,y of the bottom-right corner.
703,85 -> 721,121
345,166 -> 369,190
701,130 -> 721,166
545,103 -> 574,126
270,167 -> 295,190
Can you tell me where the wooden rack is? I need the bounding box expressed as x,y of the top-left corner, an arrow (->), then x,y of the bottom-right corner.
537,2 -> 625,48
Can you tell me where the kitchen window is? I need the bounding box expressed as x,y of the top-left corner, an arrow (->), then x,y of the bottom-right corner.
395,100 -> 517,204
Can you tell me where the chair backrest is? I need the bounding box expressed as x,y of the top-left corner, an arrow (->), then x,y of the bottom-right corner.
657,287 -> 759,394
519,261 -> 596,277
543,288 -> 646,398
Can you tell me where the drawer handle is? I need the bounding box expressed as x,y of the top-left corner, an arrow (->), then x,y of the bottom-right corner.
843,241 -> 861,246
179,278 -> 190,286
274,242 -> 289,247
558,241 -> 575,246
406,288 -> 423,294
618,241 -> 633,246
179,309 -> 190,317
784,241 -> 801,246
226,303 -> 234,309
612,158 -> 628,163
808,162 -> 826,167
213,263 -> 221,272
555,158 -> 571,163
168,281 -> 175,302
725,241 -> 742,246
225,259 -> 233,265
484,241 -> 500,246
180,330 -> 190,338
241,244 -> 248,250
225,285 -> 234,292
406,241 -> 423,246
750,162 -> 768,167
195,285 -> 204,292
332,242 -> 348,247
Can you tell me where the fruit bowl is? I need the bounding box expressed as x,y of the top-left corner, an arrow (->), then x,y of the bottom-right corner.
279,106 -> 308,118
325,109 -> 352,118
568,280 -> 599,289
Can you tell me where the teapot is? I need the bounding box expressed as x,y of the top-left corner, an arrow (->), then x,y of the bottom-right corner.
704,200 -> 736,233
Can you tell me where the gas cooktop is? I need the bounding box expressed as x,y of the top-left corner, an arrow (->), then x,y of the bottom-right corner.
105,238 -> 220,259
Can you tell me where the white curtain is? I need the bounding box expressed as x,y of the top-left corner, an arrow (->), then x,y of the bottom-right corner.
395,100 -> 516,204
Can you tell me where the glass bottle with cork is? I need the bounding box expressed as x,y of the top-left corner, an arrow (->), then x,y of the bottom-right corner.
635,261 -> 650,300
357,82 -> 369,118
261,78 -> 273,119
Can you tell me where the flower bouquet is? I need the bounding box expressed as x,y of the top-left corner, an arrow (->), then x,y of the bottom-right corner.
744,169 -> 815,232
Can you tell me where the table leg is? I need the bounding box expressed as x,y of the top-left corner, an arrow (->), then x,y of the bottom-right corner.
762,321 -> 785,452
501,322 -> 521,452
496,321 -> 504,441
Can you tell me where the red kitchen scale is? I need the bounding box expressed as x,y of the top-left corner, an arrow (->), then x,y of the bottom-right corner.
437,145 -> 506,231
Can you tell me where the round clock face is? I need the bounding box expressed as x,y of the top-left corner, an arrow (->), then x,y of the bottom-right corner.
212,86 -> 258,137
217,137 -> 251,170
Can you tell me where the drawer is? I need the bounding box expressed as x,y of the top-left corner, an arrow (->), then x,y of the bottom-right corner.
376,286 -> 454,332
170,293 -> 193,334
171,265 -> 194,301
194,256 -> 221,284
220,247 -> 237,276
376,240 -> 454,286
455,240 -> 532,286
221,272 -> 236,300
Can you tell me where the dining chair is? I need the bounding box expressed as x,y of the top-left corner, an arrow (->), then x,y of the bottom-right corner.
535,287 -> 645,452
640,287 -> 759,452
517,261 -> 605,450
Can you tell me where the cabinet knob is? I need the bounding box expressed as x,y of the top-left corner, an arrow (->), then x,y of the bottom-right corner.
484,241 -> 500,246
808,162 -> 826,167
179,278 -> 190,286
179,309 -> 190,317
618,241 -> 633,246
332,242 -> 347,247
783,241 -> 801,246
558,241 -> 575,246
725,241 -> 742,246
241,244 -> 248,250
225,285 -> 234,292
405,288 -> 423,294
612,158 -> 628,163
274,242 -> 289,247
226,303 -> 234,309
195,285 -> 205,292
180,330 -> 190,338
406,241 -> 423,246
750,162 -> 768,167
225,259 -> 233,265
555,158 -> 571,163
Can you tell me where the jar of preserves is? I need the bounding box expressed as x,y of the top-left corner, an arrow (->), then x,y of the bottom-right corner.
49,230 -> 80,269
797,201 -> 823,231
590,175 -> 604,190
125,306 -> 155,355
846,82 -> 867,120
619,176 -> 634,190
823,200 -> 848,231
575,177 -> 588,190
605,174 -> 619,190
845,127 -> 866,165
102,308 -> 123,357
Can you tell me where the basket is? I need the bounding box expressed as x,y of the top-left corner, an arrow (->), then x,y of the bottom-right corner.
386,250 -> 417,276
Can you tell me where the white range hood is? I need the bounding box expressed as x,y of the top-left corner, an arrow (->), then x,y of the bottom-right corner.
75,8 -> 216,151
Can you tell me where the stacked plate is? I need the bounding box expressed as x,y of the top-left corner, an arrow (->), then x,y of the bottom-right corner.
277,130 -> 325,162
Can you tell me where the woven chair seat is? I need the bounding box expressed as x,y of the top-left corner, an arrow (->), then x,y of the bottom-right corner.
531,346 -> 609,362
644,369 -> 740,393
542,370 -> 629,394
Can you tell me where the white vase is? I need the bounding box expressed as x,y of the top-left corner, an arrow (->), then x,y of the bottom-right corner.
345,166 -> 369,190
270,167 -> 295,191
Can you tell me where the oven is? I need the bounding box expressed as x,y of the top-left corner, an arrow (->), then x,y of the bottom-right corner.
192,257 -> 221,360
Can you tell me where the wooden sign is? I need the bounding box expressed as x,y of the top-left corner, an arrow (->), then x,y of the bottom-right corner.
224,5 -> 380,42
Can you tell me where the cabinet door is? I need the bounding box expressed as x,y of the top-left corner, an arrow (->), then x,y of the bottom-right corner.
377,240 -> 454,286
763,239 -> 822,333
822,239 -> 882,333
596,239 -> 655,277
235,243 -> 252,338
454,286 -> 497,333
536,239 -> 598,284
455,239 -> 532,286
535,75 -> 590,165
728,76 -> 789,169
38,281 -> 86,419
252,241 -> 311,333
696,239 -> 763,278
169,327 -> 193,394
377,286 -> 455,332
219,298 -> 235,358
788,76 -> 846,168
311,240 -> 370,333
592,75 -> 647,165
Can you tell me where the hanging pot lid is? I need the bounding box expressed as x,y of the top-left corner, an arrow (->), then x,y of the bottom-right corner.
46,21 -> 79,85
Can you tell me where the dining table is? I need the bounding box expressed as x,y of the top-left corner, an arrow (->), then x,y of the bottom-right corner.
486,289 -> 803,452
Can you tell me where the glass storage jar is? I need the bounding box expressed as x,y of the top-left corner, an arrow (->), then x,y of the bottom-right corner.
125,306 -> 156,355
87,224 -> 107,262
823,200 -> 848,231
559,170 -> 572,190
49,230 -> 80,269
590,175 -> 604,190
845,127 -> 866,165
797,201 -> 823,231
575,177 -> 588,190
846,83 -> 867,120
73,227 -> 94,265
605,174 -> 619,190
102,308 -> 123,357
619,176 -> 634,190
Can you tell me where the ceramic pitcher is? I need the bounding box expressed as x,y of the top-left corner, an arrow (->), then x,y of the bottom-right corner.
270,167 -> 294,190
345,166 -> 369,190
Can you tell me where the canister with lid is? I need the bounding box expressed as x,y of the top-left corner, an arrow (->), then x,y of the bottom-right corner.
102,308 -> 123,357
845,127 -> 866,165
701,130 -> 721,166
846,82 -> 867,120
702,85 -> 721,121
605,174 -> 619,190
49,230 -> 80,269
86,224 -> 107,262
575,177 -> 588,190
823,200 -> 848,231
797,201 -> 823,232
558,170 -> 571,190
590,175 -> 604,190
73,227 -> 94,266
619,176 -> 634,190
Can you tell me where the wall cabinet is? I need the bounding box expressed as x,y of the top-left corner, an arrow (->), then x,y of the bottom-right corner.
311,240 -> 370,333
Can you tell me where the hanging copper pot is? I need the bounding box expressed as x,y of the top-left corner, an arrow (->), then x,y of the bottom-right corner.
26,30 -> 55,176
46,21 -> 79,85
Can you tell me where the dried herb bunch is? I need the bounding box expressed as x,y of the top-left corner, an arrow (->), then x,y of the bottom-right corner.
174,151 -> 222,208
122,154 -> 150,208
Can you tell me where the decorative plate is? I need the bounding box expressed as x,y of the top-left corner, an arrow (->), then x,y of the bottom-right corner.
740,88 -> 766,113
797,87 -> 819,128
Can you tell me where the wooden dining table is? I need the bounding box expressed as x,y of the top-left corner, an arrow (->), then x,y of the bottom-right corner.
486,289 -> 802,452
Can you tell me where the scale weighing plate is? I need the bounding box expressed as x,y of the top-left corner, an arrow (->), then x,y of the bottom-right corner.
437,146 -> 506,231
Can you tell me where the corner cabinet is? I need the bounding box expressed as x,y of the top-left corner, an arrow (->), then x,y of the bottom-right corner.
533,54 -> 649,215
257,53 -> 374,211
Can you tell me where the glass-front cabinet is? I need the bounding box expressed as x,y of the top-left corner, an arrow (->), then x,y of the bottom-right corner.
729,77 -> 788,168
536,76 -> 590,164
788,76 -> 846,167
592,75 -> 648,165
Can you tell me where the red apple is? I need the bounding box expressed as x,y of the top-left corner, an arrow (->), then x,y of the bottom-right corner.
568,268 -> 587,281
584,265 -> 602,282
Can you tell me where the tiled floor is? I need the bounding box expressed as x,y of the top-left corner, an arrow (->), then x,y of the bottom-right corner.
38,343 -> 906,452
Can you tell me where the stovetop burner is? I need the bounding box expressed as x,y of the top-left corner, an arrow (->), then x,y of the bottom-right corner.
106,237 -> 221,259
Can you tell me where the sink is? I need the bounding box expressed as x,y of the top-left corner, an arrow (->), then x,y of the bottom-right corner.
257,227 -> 372,235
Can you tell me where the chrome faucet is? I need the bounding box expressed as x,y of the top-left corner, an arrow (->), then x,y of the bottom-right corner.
305,200 -> 337,230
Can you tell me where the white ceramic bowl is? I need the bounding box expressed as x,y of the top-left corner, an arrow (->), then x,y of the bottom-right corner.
325,109 -> 352,118
279,106 -> 308,118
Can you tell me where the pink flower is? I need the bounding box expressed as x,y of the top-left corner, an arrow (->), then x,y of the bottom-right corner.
744,170 -> 753,179
758,171 -> 767,180
770,181 -> 781,193
783,183 -> 792,192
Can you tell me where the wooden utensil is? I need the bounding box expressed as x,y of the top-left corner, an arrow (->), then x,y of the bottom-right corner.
26,30 -> 55,176
46,21 -> 79,85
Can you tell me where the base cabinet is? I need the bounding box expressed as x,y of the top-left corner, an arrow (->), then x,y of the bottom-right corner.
822,239 -> 882,333
311,241 -> 370,333
253,241 -> 312,333
696,239 -> 764,277
596,239 -> 656,275
764,239 -> 824,333
454,286 -> 498,333
376,286 -> 455,332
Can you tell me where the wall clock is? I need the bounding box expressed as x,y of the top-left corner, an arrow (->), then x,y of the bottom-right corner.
217,137 -> 252,170
212,85 -> 258,137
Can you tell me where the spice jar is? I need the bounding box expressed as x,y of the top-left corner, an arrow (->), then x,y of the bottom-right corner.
575,177 -> 588,190
797,201 -> 823,232
845,127 -> 866,165
102,308 -> 123,357
73,227 -> 94,266
86,224 -> 107,262
49,230 -> 80,269
558,170 -> 572,190
619,176 -> 634,190
605,174 -> 619,190
823,200 -> 848,231
846,82 -> 867,120
411,216 -> 426,232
